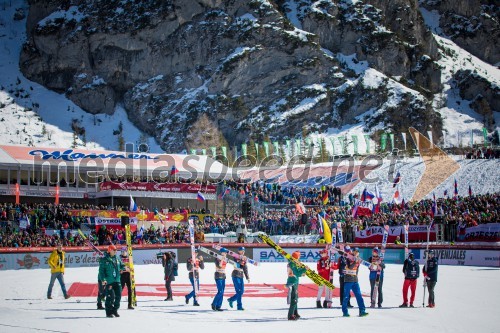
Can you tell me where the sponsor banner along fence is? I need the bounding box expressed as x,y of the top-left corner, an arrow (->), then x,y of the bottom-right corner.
99,181 -> 216,194
355,225 -> 437,243
461,223 -> 500,242
413,249 -> 500,267
0,248 -> 176,271
67,210 -> 189,222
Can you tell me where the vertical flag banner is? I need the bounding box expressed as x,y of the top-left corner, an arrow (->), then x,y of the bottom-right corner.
427,131 -> 433,146
15,183 -> 20,204
295,139 -> 301,155
468,185 -> 472,197
401,132 -> 407,151
482,128 -> 488,147
470,130 -> 474,147
55,185 -> 60,205
286,140 -> 291,158
380,133 -> 387,151
272,141 -> 279,155
201,148 -> 206,155
233,146 -> 238,159
454,179 -> 458,198
352,135 -> 358,154
254,143 -> 259,159
129,195 -> 138,212
364,134 -> 370,154
338,136 -> 345,154
190,149 -> 196,155
330,137 -> 336,155
210,146 -> 216,157
241,143 -> 247,157
221,146 -> 227,158
305,137 -> 311,156
389,133 -> 395,151
263,141 -> 269,157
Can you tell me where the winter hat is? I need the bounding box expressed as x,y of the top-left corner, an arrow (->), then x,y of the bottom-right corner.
428,250 -> 435,256
108,244 -> 117,252
344,245 -> 352,253
320,249 -> 328,255
238,246 -> 245,251
408,252 -> 414,259
220,248 -> 229,253
292,251 -> 301,260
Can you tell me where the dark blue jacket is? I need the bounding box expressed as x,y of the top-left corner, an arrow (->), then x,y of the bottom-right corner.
337,255 -> 347,277
423,257 -> 438,282
368,256 -> 385,280
403,259 -> 420,280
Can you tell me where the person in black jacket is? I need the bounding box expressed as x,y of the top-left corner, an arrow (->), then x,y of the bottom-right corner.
400,252 -> 420,308
423,250 -> 438,308
337,246 -> 353,308
120,247 -> 134,309
162,251 -> 176,301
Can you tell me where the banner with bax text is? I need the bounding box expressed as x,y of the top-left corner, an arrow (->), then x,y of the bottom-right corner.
354,225 -> 437,243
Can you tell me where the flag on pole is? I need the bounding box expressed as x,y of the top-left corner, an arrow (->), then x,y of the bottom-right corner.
197,191 -> 206,202
431,193 -> 438,217
393,171 -> 401,188
219,187 -> 230,199
15,183 -> 20,204
55,185 -> 60,205
393,189 -> 401,204
129,195 -> 138,212
351,201 -> 359,218
322,191 -> 329,205
170,165 -> 179,175
454,179 -> 458,198
361,188 -> 375,201
468,185 -> 472,197
295,202 -> 306,215
318,214 -> 332,244
444,189 -> 448,197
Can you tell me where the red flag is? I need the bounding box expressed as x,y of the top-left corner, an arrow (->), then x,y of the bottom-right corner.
55,185 -> 60,205
170,165 -> 179,175
15,183 -> 20,204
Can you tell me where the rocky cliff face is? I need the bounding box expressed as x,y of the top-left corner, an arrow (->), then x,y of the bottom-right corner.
419,0 -> 499,65
20,0 -> 446,152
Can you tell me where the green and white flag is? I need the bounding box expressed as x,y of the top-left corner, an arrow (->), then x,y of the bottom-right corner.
364,134 -> 370,153
305,137 -> 311,155
389,133 -> 395,150
241,143 -> 247,156
221,146 -> 227,158
190,148 -> 196,155
338,136 -> 345,154
329,137 -> 336,155
352,135 -> 358,154
201,149 -> 206,155
380,133 -> 387,151
210,146 -> 216,157
295,139 -> 301,155
272,141 -> 279,155
263,141 -> 269,157
401,133 -> 407,151
255,143 -> 259,158
286,140 -> 291,157
482,128 -> 488,147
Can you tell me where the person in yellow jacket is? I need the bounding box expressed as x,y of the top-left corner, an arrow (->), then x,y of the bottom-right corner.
47,243 -> 70,299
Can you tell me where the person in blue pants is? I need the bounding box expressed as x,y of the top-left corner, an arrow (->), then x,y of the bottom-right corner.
342,247 -> 368,317
211,248 -> 228,311
228,247 -> 250,310
185,250 -> 204,306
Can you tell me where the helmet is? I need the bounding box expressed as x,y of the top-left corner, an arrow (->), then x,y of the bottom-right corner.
108,244 -> 117,252
121,246 -> 127,252
238,246 -> 245,251
320,249 -> 328,255
372,247 -> 379,254
292,251 -> 301,260
220,248 -> 229,253
344,245 -> 351,253
353,247 -> 359,252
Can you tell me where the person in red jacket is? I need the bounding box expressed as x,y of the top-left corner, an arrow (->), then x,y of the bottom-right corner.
316,249 -> 337,308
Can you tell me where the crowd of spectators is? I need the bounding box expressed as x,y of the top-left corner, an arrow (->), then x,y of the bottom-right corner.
465,147 -> 500,159
0,191 -> 498,247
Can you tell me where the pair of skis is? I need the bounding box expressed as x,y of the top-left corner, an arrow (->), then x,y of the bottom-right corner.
212,244 -> 259,266
124,224 -> 137,307
188,219 -> 199,297
77,229 -> 103,256
197,246 -> 239,267
258,234 -> 335,290
371,225 -> 389,306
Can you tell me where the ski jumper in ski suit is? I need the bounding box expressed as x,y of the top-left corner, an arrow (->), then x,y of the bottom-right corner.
211,252 -> 228,310
287,252 -> 307,320
186,256 -> 204,305
120,249 -> 133,309
423,252 -> 438,307
342,249 -> 368,317
228,247 -> 249,310
368,249 -> 385,307
337,252 -> 352,307
162,252 -> 176,301
316,250 -> 337,307
99,245 -> 126,317
401,254 -> 420,306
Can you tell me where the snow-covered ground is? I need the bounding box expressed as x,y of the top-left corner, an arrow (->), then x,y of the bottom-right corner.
0,262 -> 498,333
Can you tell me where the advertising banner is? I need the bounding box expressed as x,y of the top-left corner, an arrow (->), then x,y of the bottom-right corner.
354,225 -> 436,243
253,248 -> 322,263
99,181 -> 216,194
416,249 -> 499,267
462,223 -> 500,242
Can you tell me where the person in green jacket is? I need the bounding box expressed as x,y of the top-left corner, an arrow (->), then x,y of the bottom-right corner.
99,244 -> 128,318
286,251 -> 307,320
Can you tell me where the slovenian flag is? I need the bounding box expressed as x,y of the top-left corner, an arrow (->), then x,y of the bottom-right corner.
393,171 -> 401,188
129,195 -> 138,212
197,191 -> 206,202
171,165 -> 179,175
